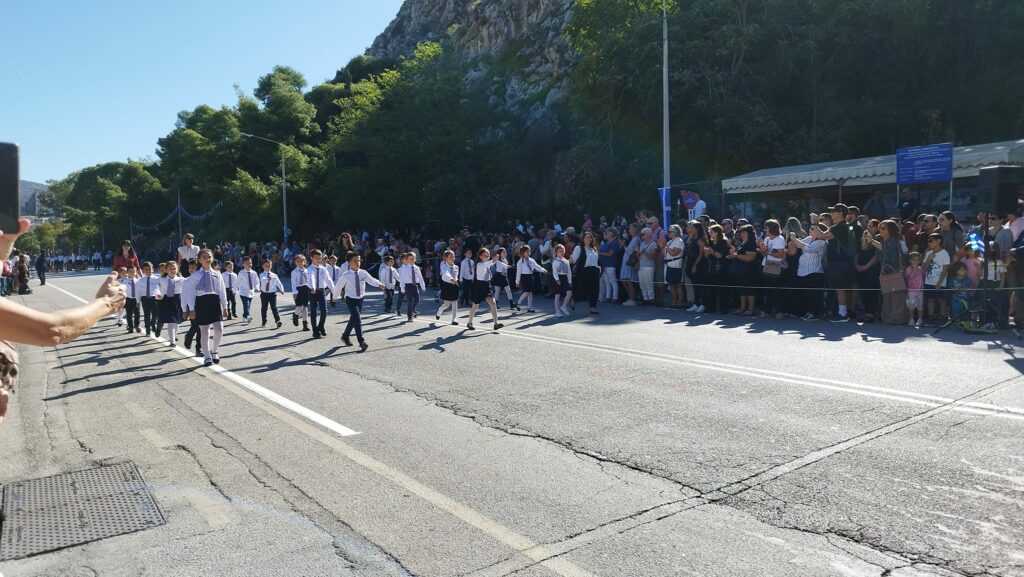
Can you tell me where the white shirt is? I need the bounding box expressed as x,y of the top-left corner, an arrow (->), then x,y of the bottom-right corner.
177,244 -> 199,263
120,277 -> 138,299
397,263 -> 426,291
378,265 -> 397,289
291,267 -> 309,294
924,249 -> 950,286
796,238 -> 826,277
182,268 -> 228,312
583,247 -> 600,268
259,271 -> 284,294
222,271 -> 239,292
138,274 -> 162,298
494,259 -> 509,275
460,258 -> 475,281
552,257 -> 572,285
158,276 -> 183,299
692,199 -> 707,219
237,268 -> 259,298
337,269 -> 383,300
440,262 -> 459,285
666,238 -> 685,269
762,235 -> 787,266
515,257 -> 545,284
473,261 -> 495,283
569,245 -> 581,264
307,264 -> 336,293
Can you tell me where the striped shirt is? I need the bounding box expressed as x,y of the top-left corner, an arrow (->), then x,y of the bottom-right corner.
797,238 -> 827,277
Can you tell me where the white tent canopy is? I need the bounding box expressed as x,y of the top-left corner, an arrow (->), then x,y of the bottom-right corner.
721,139 -> 1024,195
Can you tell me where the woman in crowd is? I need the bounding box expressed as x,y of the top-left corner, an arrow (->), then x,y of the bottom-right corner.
621,224 -> 640,306
866,220 -> 908,325
599,228 -> 620,303
112,240 -> 141,273
781,218 -> 805,315
664,225 -> 686,308
638,228 -> 659,306
757,220 -> 787,318
791,223 -> 828,320
705,224 -> 730,314
684,221 -> 708,313
574,230 -> 602,314
727,224 -> 759,316
855,219 -> 881,322
937,211 -> 965,263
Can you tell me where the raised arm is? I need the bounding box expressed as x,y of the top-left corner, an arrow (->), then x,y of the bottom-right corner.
0,274 -> 125,346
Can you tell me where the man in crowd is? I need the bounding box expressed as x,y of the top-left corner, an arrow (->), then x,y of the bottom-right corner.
813,203 -> 863,323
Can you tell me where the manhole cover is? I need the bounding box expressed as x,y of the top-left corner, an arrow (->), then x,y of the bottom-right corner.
0,461 -> 165,560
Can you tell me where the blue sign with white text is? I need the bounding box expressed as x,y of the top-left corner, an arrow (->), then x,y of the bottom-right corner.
896,143 -> 953,185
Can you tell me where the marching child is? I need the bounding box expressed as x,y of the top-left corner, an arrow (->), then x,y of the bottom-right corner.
378,255 -> 398,313
259,259 -> 285,328
291,254 -> 310,332
435,250 -> 460,325
904,252 -> 925,327
491,248 -> 515,310
116,267 -> 129,327
515,245 -> 547,313
156,261 -> 183,347
223,260 -> 239,319
459,248 -> 474,307
326,255 -> 341,308
138,261 -> 162,337
237,256 -> 259,324
306,249 -> 335,339
338,252 -> 384,352
466,248 -> 504,331
397,252 -> 426,322
183,260 -> 203,357
182,249 -> 229,366
123,265 -> 141,333
551,244 -> 574,318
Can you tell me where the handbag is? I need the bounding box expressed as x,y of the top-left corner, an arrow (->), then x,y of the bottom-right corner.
879,246 -> 906,294
762,260 -> 783,277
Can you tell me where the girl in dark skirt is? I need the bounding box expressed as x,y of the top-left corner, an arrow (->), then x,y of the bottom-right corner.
435,250 -> 461,325
183,249 -> 229,366
157,261 -> 184,347
491,248 -> 516,310
551,244 -> 573,317
515,245 -> 546,313
466,248 -> 503,331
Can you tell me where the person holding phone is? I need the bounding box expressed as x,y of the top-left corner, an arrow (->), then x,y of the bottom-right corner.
0,218 -> 126,424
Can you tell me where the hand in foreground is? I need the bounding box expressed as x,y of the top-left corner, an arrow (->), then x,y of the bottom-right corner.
96,274 -> 126,311
0,218 -> 31,262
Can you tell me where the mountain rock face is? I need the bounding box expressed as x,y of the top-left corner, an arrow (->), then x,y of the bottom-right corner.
369,0 -> 574,127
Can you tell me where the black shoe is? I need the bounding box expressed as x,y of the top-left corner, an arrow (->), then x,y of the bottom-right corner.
467,324 -> 475,330
262,321 -> 267,327
185,333 -> 193,349
451,321 -> 459,326
212,354 -> 220,365
341,336 -> 352,347
493,323 -> 504,330
195,348 -> 203,358
359,341 -> 369,353
127,326 -> 134,334
302,321 -> 309,332
829,315 -> 850,323
136,327 -> 142,333
292,314 -> 299,326
312,333 -> 322,340
276,321 -> 283,329
204,358 -> 213,367
435,312 -> 441,320
145,331 -> 151,337
319,328 -> 327,337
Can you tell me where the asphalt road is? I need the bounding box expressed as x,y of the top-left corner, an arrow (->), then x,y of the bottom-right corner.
1,271 -> 1021,577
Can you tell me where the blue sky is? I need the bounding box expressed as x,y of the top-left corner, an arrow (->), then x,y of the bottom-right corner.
2,0 -> 405,183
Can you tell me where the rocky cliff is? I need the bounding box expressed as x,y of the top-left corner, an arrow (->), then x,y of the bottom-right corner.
369,0 -> 574,127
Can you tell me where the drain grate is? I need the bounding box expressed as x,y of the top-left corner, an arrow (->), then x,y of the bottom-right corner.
0,461 -> 165,560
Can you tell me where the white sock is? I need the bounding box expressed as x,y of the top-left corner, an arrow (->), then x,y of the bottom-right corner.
167,323 -> 178,343
451,302 -> 458,322
839,305 -> 848,316
211,321 -> 223,354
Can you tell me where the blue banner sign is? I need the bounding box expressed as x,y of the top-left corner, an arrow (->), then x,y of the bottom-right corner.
896,143 -> 953,185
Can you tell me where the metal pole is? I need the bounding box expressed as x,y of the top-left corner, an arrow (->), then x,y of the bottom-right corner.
281,148 -> 288,248
662,0 -> 671,190
948,179 -> 954,213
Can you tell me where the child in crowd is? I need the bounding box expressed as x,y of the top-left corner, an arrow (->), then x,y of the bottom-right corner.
947,262 -> 972,320
435,250 -> 460,325
123,265 -> 141,333
515,245 -> 547,313
904,252 -> 925,328
156,261 -> 183,347
959,243 -> 981,288
922,233 -> 950,321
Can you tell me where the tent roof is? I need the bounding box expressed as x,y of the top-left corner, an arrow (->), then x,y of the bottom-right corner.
722,139 -> 1024,195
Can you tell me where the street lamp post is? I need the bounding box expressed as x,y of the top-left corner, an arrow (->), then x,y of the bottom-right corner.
240,132 -> 289,248
662,0 -> 671,191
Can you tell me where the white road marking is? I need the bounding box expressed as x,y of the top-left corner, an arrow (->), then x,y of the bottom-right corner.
140,427 -> 171,449
182,490 -> 234,527
47,282 -> 360,438
411,318 -> 1024,421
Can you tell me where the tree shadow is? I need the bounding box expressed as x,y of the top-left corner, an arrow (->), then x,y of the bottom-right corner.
46,365 -> 200,400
